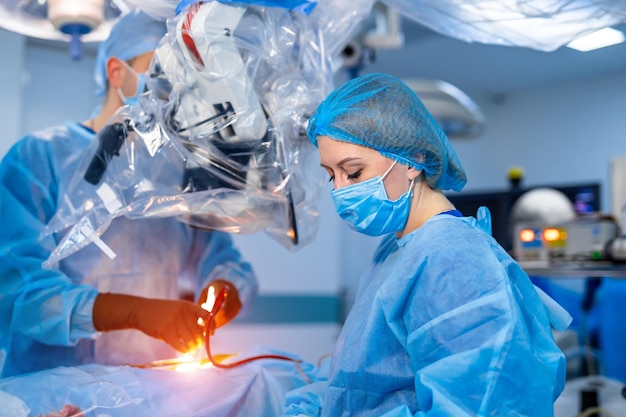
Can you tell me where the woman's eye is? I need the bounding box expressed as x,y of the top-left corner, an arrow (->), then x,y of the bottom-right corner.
347,170 -> 362,180
328,176 -> 335,183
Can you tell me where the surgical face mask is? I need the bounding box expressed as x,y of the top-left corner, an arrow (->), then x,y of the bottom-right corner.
117,60 -> 147,107
331,161 -> 415,236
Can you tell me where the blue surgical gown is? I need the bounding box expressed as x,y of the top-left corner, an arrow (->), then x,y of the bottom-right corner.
284,212 -> 569,417
0,122 -> 258,377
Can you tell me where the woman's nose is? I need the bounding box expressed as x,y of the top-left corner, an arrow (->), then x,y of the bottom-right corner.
333,177 -> 348,190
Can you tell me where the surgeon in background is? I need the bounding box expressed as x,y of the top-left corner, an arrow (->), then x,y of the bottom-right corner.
283,73 -> 571,416
0,9 -> 257,378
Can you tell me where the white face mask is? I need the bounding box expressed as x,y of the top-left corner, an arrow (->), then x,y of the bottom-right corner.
116,60 -> 147,107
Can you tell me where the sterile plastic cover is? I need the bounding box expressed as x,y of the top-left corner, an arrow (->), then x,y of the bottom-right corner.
38,0 -> 626,265
41,0 -> 360,265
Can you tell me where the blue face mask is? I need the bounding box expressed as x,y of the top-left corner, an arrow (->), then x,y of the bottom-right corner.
331,161 -> 415,236
117,61 -> 147,107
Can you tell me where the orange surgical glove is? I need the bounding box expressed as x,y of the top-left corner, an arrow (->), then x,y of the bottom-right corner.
93,293 -> 209,353
198,279 -> 242,329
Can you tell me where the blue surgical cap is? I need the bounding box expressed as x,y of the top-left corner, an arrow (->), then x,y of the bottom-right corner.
306,73 -> 467,192
94,10 -> 166,96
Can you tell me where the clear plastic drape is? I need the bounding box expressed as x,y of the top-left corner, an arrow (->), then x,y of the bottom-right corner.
23,0 -> 626,265
42,0 -> 359,265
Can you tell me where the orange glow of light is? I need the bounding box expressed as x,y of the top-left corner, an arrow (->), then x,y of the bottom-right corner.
174,360 -> 217,372
519,229 -> 536,243
131,355 -> 216,371
171,354 -> 236,372
197,286 -> 216,326
543,228 -> 565,242
174,355 -> 202,372
201,286 -> 216,312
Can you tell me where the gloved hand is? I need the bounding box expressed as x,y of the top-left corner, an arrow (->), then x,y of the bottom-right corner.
93,293 -> 209,353
198,279 -> 242,329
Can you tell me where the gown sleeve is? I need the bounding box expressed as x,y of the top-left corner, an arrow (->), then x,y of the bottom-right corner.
0,135 -> 99,346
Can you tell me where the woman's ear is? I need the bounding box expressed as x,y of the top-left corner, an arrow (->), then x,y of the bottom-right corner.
106,57 -> 125,89
407,165 -> 423,181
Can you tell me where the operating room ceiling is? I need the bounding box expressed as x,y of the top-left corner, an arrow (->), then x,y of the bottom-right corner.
363,18 -> 626,96
14,1 -> 626,97
26,16 -> 626,98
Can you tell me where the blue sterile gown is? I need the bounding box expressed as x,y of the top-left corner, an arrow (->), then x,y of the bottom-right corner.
0,122 -> 258,377
284,211 -> 570,417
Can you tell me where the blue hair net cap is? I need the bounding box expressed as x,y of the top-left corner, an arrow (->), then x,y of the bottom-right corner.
306,73 -> 467,192
94,9 -> 166,96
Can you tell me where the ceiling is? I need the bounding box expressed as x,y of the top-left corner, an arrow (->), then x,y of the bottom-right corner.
366,18 -> 626,96
24,11 -> 626,98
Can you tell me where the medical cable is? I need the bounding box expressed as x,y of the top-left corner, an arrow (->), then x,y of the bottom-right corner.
205,286 -> 310,382
127,286 -> 311,382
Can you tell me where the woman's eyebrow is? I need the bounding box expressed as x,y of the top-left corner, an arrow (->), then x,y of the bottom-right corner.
320,157 -> 362,170
336,157 -> 362,167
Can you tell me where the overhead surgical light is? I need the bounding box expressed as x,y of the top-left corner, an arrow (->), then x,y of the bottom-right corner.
566,27 -> 626,52
403,78 -> 486,139
47,0 -> 104,59
0,0 -> 124,59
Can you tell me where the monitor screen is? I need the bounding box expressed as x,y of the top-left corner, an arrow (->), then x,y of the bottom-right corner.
555,184 -> 601,215
446,182 -> 601,251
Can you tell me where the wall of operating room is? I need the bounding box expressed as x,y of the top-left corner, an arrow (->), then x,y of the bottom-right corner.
1,27 -> 626,362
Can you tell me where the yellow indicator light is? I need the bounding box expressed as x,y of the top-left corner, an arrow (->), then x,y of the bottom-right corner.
543,228 -> 563,242
519,229 -> 536,242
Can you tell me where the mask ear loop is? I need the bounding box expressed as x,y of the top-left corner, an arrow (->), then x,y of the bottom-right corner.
116,88 -> 128,104
408,178 -> 416,195
408,172 -> 425,213
116,60 -> 145,104
379,160 -> 398,183
408,166 -> 426,195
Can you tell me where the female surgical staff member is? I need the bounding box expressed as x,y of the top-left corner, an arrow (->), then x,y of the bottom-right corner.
284,73 -> 571,416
